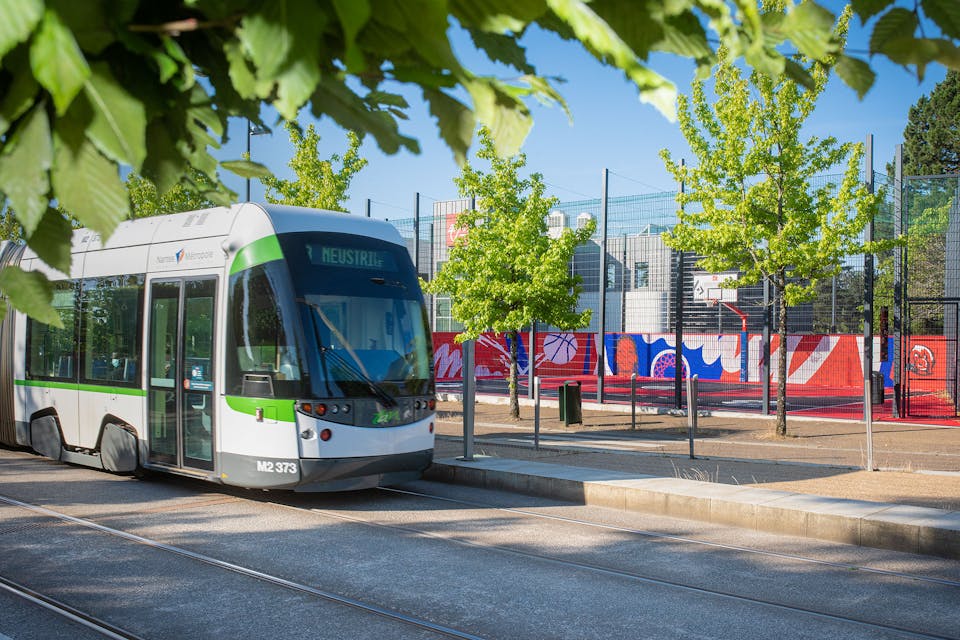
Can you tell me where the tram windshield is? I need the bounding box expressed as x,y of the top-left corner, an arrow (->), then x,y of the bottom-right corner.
284,232 -> 433,400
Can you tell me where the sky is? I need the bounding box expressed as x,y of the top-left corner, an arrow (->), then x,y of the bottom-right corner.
215,6 -> 948,221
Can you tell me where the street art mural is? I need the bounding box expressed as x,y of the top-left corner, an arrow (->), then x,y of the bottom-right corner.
432,332 -> 947,392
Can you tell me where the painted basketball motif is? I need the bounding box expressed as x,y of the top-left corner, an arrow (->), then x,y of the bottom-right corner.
651,350 -> 688,379
543,333 -> 578,365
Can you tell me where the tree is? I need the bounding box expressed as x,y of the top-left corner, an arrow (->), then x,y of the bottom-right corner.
0,198 -> 23,241
660,7 -> 887,437
0,1 -> 957,326
901,71 -> 960,176
260,123 -> 366,211
126,167 -> 217,218
424,127 -> 595,419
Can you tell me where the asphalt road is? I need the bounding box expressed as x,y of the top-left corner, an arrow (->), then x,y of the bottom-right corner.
1,448 -> 959,640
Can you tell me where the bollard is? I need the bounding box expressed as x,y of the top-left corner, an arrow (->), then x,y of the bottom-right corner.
559,380 -> 583,426
534,376 -> 541,451
686,374 -> 698,459
631,373 -> 637,430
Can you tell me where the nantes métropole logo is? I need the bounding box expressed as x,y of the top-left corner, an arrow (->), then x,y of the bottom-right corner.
175,248 -> 185,263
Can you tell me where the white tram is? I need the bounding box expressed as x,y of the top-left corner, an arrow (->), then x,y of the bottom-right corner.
0,204 -> 436,491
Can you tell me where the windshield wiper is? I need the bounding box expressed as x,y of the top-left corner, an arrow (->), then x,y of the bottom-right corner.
298,298 -> 397,408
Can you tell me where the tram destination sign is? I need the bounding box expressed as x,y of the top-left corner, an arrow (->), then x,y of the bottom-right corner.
307,245 -> 397,271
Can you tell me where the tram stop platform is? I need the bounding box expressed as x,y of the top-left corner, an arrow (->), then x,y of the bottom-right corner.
425,397 -> 960,560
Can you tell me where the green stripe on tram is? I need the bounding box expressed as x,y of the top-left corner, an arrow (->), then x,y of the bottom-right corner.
225,395 -> 296,423
230,235 -> 283,275
15,379 -> 147,397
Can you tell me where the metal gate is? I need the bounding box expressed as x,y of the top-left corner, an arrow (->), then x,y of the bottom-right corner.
902,299 -> 960,418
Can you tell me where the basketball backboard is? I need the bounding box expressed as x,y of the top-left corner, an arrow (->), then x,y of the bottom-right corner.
692,272 -> 738,303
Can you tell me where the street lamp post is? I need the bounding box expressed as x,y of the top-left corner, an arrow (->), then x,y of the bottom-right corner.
245,120 -> 269,202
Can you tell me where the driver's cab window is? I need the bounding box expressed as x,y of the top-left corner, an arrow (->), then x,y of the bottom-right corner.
226,262 -> 304,398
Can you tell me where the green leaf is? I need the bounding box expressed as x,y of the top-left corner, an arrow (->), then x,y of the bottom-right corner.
870,8 -> 919,56
275,57 -> 321,120
0,104 -> 51,236
467,29 -> 536,75
0,298 -> 5,325
783,58 -> 815,91
922,0 -> 960,39
424,89 -> 475,165
0,265 -> 61,327
142,121 -> 186,194
26,207 -> 72,273
83,63 -> 147,170
851,0 -> 891,23
239,0 -> 295,80
654,13 -> 712,60
835,54 -> 876,99
452,0 -> 545,32
465,78 -> 532,157
782,1 -> 836,61
52,123 -> 128,239
333,0 -> 370,71
224,39 -> 260,100
221,159 -> 273,179
628,68 -> 676,121
47,0 -> 112,54
589,0 -> 662,57
0,70 -> 38,137
0,0 -> 42,61
29,9 -> 90,115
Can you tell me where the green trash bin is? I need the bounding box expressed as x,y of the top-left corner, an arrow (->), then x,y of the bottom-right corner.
558,380 -> 583,426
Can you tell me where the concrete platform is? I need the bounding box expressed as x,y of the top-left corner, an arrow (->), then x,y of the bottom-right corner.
426,456 -> 960,560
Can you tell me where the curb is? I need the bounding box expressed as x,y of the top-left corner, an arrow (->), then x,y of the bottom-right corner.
425,456 -> 960,560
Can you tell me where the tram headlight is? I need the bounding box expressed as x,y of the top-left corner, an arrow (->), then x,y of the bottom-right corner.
428,398 -> 436,410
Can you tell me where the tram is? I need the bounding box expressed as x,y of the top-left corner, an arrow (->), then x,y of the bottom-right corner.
0,204 -> 436,491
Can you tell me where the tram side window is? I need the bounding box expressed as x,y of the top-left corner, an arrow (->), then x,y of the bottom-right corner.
226,263 -> 304,398
26,280 -> 78,380
80,275 -> 144,386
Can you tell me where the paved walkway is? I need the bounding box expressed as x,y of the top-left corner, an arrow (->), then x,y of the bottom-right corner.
426,397 -> 960,559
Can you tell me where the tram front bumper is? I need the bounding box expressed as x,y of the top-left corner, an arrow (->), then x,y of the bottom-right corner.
219,449 -> 434,491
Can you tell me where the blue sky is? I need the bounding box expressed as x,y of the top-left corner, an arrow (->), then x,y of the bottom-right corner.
217,8 -> 948,220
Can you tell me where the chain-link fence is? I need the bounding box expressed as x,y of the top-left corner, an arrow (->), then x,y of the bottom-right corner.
898,174 -> 960,419
383,168 -> 959,426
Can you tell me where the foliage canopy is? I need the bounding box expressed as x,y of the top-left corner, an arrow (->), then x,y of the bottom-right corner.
0,0 -> 957,324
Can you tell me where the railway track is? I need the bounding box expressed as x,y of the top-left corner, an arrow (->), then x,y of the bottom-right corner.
1,479 -> 958,640
0,494 -> 485,640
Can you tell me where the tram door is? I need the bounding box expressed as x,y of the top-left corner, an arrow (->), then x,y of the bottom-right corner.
147,278 -> 217,470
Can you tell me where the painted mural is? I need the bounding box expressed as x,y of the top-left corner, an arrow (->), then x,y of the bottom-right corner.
432,331 -> 949,392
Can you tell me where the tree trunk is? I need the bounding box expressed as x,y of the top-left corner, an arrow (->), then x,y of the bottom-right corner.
509,329 -> 520,419
776,277 -> 788,437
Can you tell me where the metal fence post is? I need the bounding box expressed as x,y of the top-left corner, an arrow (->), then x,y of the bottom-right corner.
686,374 -> 698,459
863,134 -> 875,471
528,322 -> 536,400
534,376 -> 541,450
460,339 -> 475,461
413,192 -> 420,275
597,168 -> 609,403
893,144 -> 903,418
674,159 -> 685,410
631,373 -> 637,430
